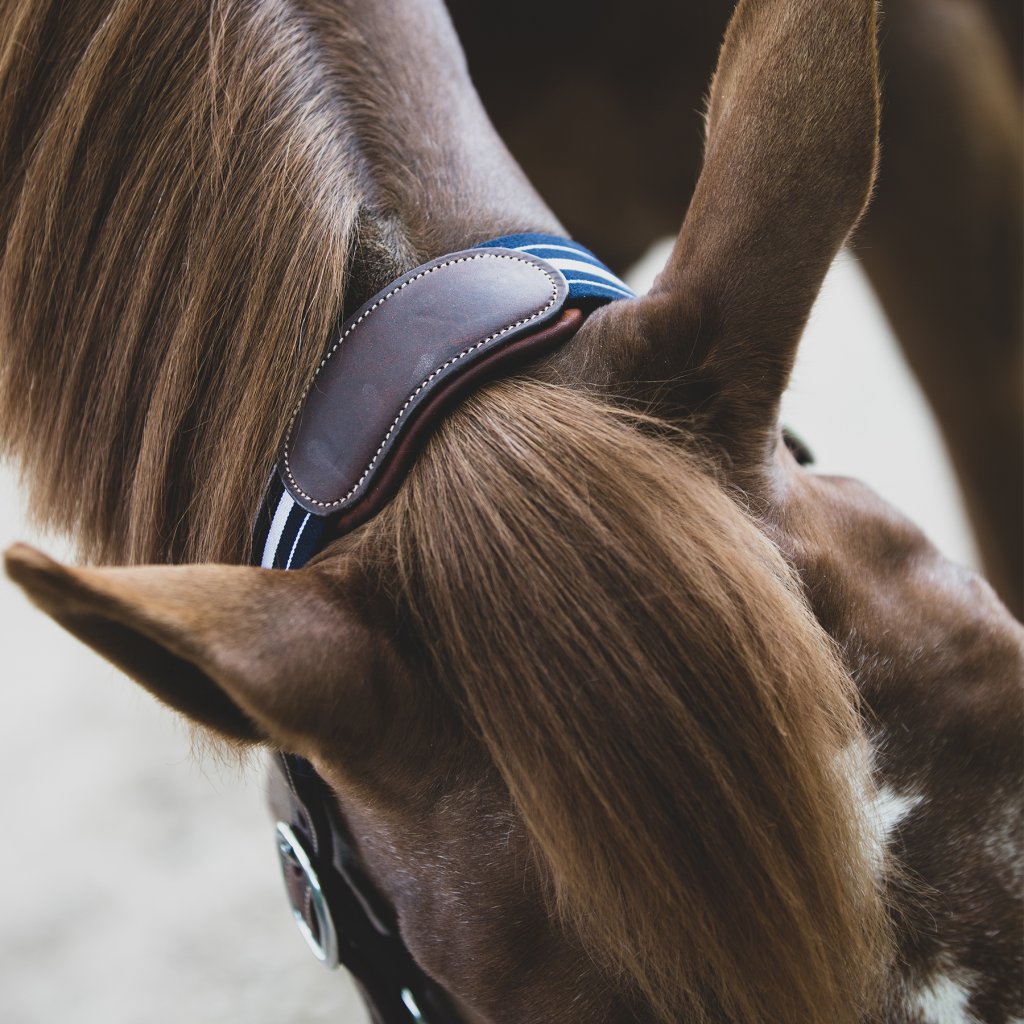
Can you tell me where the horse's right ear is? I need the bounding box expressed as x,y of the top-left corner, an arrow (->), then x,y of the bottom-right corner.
3,543 -> 398,756
565,0 -> 880,472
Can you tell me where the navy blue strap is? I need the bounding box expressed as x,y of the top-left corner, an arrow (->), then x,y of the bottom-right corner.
478,233 -> 634,304
254,472 -> 328,570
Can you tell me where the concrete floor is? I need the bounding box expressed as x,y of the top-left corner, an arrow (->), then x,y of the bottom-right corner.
0,249 -> 977,1023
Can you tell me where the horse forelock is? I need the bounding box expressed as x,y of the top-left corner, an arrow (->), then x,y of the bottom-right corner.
347,380 -> 893,1024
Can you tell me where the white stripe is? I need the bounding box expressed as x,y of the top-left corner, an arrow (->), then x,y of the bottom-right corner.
261,491 -> 296,569
515,243 -> 597,259
562,278 -> 634,298
536,257 -> 629,288
284,513 -> 311,570
512,244 -> 632,292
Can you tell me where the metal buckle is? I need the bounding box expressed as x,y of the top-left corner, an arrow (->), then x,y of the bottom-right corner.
275,821 -> 340,969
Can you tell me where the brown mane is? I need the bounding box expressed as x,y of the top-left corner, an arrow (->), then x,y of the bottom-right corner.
0,0 -> 390,564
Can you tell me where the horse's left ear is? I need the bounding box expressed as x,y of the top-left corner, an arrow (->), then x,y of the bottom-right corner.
3,543 -> 396,755
564,0 -> 880,472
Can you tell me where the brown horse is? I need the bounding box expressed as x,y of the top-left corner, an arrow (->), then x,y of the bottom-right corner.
1,1 -> 1020,1022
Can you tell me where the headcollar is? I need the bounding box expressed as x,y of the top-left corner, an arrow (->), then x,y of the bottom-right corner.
256,234 -> 633,1023
256,234 -> 632,568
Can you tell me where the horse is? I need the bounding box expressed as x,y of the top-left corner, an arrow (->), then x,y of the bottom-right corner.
0,0 -> 1020,1021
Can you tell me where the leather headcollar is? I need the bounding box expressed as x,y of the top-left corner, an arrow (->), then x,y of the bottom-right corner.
255,234 -> 633,1023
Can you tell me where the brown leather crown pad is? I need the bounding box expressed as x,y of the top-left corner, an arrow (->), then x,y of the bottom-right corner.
280,248 -> 574,522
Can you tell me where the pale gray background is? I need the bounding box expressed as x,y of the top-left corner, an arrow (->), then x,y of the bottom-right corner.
0,247 -> 977,1023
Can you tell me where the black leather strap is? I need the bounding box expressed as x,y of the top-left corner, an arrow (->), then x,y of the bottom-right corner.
268,753 -> 464,1024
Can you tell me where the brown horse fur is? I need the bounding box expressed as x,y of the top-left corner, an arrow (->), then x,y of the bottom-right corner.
0,0 -> 552,566
448,0 -> 1024,617
0,1 -> 1021,1023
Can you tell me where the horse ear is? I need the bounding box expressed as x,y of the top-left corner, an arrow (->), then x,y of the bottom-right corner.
567,0 -> 880,470
3,543 -> 390,753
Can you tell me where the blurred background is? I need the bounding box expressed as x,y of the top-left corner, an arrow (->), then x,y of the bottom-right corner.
0,244 -> 978,1024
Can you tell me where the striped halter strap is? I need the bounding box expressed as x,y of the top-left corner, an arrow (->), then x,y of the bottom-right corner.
255,233 -> 633,1024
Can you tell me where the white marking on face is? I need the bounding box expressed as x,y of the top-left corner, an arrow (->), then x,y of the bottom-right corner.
859,783 -> 923,876
837,740 -> 924,874
910,973 -> 979,1024
869,785 -> 923,843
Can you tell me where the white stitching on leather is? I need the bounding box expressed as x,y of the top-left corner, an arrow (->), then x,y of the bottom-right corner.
282,253 -> 559,510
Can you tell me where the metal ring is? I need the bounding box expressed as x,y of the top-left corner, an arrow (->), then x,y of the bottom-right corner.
275,821 -> 340,969
400,988 -> 426,1022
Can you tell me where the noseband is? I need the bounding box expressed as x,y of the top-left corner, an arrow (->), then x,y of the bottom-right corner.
253,235 -> 633,1023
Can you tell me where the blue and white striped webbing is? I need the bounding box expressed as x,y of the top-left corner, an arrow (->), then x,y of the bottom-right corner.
478,233 -> 635,304
254,234 -> 633,570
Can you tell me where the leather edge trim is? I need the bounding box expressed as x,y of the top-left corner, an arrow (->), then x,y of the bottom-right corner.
326,307 -> 584,535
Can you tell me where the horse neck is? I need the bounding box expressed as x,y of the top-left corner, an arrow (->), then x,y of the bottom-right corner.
298,0 -> 561,287
0,0 -> 558,566
773,459 -> 1024,701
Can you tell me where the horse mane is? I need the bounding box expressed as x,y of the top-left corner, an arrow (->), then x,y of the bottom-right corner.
1,4 -> 891,1020
0,0 -> 415,564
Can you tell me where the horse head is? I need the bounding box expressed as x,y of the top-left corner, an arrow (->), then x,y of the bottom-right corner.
2,0 -> 1020,1022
